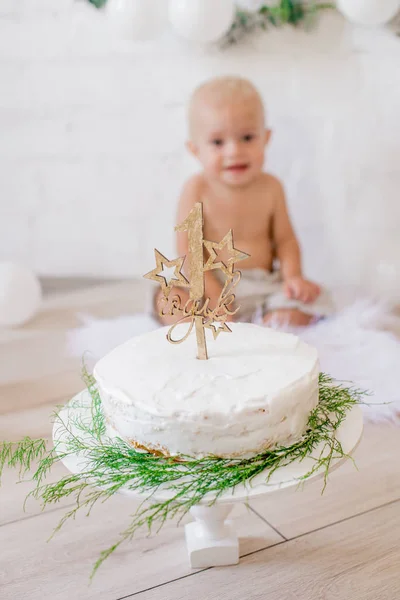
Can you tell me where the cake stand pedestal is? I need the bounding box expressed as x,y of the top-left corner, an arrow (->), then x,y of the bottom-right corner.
54,392 -> 363,570
185,504 -> 239,568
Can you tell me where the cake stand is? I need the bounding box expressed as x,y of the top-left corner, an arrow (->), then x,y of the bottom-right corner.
53,391 -> 363,569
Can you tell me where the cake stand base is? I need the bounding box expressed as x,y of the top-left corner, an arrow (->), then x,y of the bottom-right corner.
185,504 -> 238,568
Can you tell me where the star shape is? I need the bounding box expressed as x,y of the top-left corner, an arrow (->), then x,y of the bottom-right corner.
144,249 -> 190,297
203,231 -> 250,277
204,317 -> 232,340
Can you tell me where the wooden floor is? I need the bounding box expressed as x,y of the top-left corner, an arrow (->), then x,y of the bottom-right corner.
1,281 -> 400,600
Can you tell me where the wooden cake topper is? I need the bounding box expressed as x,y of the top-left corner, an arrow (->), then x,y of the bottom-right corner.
144,202 -> 249,360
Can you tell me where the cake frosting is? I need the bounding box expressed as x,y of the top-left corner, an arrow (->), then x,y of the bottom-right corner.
94,323 -> 320,459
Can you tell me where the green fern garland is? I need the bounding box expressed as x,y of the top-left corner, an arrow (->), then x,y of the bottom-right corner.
226,2 -> 334,44
0,371 -> 365,578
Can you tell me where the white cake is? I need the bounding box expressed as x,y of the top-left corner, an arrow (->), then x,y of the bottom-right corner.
94,323 -> 320,459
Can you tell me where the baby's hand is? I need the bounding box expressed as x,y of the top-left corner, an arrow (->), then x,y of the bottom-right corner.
284,276 -> 321,304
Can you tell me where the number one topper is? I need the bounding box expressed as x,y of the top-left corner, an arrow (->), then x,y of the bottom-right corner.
144,202 -> 250,360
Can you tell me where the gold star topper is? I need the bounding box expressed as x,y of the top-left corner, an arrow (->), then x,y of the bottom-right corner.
144,202 -> 249,360
204,231 -> 249,277
143,250 -> 189,296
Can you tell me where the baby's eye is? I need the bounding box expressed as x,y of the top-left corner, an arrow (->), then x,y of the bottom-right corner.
211,139 -> 224,147
242,134 -> 255,142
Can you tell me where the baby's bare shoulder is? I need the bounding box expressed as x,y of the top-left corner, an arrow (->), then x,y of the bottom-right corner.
251,173 -> 285,217
258,172 -> 284,195
177,173 -> 205,221
181,173 -> 206,199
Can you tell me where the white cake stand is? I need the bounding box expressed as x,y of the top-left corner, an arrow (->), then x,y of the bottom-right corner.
53,391 -> 363,569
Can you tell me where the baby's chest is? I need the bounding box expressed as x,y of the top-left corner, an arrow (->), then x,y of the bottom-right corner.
203,208 -> 270,241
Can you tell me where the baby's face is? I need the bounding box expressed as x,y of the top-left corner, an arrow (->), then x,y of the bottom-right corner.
189,98 -> 268,187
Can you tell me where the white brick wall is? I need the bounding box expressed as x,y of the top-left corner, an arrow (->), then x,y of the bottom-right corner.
1,2 -> 400,294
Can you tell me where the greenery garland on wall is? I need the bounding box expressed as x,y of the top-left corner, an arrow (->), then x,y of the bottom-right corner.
226,2 -> 334,43
88,1 -> 335,43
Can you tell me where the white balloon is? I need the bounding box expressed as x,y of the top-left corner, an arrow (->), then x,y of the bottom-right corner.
337,0 -> 400,26
106,0 -> 168,41
169,0 -> 236,43
0,263 -> 42,327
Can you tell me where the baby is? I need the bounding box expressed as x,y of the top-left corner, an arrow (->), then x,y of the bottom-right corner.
156,76 -> 332,327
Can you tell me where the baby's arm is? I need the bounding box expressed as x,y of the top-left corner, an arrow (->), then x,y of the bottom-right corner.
176,177 -> 227,311
271,179 -> 320,304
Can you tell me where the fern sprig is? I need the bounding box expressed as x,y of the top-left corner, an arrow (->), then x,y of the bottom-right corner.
1,371 -> 365,578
